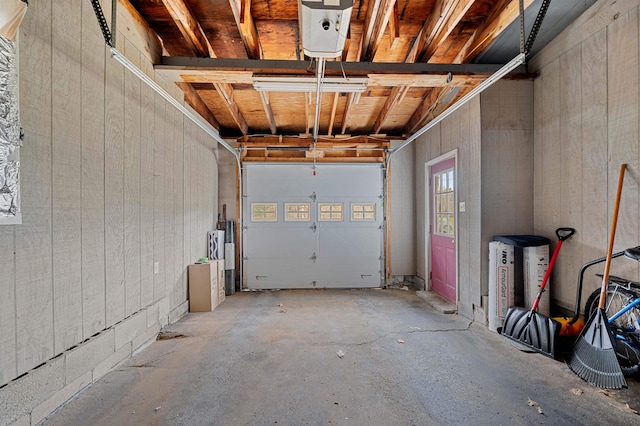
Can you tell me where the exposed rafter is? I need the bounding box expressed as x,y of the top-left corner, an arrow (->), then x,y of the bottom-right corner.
177,82 -> 220,130
124,0 -> 558,140
258,91 -> 277,134
362,0 -> 397,62
340,92 -> 357,135
213,82 -> 249,135
404,87 -> 451,134
161,0 -> 215,57
327,93 -> 340,137
229,0 -> 263,59
415,0 -> 475,63
454,0 -> 535,63
373,86 -> 403,134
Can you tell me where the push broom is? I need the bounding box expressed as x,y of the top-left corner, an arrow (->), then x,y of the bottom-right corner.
568,163 -> 627,389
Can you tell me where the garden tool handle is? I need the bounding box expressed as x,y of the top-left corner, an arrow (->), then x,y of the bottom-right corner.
556,227 -> 576,242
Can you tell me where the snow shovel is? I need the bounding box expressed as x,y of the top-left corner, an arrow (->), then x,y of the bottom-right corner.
500,227 -> 575,357
569,164 -> 627,389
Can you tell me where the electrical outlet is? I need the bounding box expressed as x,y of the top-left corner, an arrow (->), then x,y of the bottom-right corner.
154,262 -> 159,274
459,201 -> 466,212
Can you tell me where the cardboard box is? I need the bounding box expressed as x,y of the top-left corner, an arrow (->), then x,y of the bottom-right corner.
188,261 -> 224,312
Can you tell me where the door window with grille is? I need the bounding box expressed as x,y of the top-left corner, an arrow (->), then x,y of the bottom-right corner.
433,168 -> 454,236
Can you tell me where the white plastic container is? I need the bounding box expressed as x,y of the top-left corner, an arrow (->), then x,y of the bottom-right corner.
488,241 -> 515,332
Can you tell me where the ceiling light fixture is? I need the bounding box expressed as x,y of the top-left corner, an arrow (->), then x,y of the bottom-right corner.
253,77 -> 368,93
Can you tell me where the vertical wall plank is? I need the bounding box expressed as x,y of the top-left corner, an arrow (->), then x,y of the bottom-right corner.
81,0 -> 107,338
104,46 -> 126,327
0,227 -> 16,385
153,94 -> 166,301
535,59 -> 562,235
51,0 -> 83,355
390,139 -> 416,277
169,108 -> 186,306
140,82 -> 155,308
467,97 -> 482,305
165,107 -> 178,302
608,7 -> 639,254
183,121 -> 193,281
15,0 -> 54,375
581,28 -> 609,298
556,45 -> 584,305
124,39 -> 142,317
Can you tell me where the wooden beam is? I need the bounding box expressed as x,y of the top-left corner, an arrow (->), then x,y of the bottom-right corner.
158,56 -> 506,75
404,87 -> 451,134
340,92 -> 357,135
367,73 -> 486,87
359,0 -> 382,61
258,91 -> 277,135
416,0 -> 476,63
454,0 -> 535,63
212,82 -> 249,135
176,82 -> 220,130
389,1 -> 400,45
229,0 -> 263,59
363,0 -> 397,62
161,0 -> 215,57
305,92 -> 311,135
372,86 -> 402,134
327,93 -> 340,137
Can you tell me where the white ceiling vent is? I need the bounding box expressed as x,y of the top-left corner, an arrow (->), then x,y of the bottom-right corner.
298,0 -> 353,58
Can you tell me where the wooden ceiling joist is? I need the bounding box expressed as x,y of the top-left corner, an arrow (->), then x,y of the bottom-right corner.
367,73 -> 486,87
258,91 -> 277,135
454,0 -> 534,64
359,0 -> 383,61
373,86 -> 403,134
177,82 -> 220,130
161,0 -> 215,57
362,0 -> 398,62
404,86 -> 449,134
415,0 -> 475,63
340,92 -> 357,135
127,0 -> 545,139
327,93 -> 340,137
213,82 -> 249,135
229,0 -> 263,59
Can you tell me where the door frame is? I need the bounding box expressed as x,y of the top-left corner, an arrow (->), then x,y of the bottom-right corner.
425,149 -> 458,303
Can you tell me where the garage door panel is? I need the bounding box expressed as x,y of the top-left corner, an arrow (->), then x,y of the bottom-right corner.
245,258 -> 318,289
245,228 -> 317,256
314,258 -> 381,288
244,163 -> 383,290
247,165 -> 316,198
318,228 -> 381,257
314,166 -> 383,196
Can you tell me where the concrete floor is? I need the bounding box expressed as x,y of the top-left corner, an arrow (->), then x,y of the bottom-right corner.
43,289 -> 640,425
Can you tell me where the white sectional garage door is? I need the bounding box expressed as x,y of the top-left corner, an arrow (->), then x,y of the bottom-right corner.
243,163 -> 384,289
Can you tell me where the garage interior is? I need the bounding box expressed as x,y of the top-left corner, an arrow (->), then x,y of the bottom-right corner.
1,0 -> 640,423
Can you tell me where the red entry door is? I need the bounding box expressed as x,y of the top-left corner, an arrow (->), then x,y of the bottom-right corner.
430,158 -> 456,304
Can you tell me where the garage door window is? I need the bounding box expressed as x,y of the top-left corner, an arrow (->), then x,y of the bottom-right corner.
318,203 -> 343,221
251,203 -> 278,222
285,203 -> 310,221
351,203 -> 376,221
